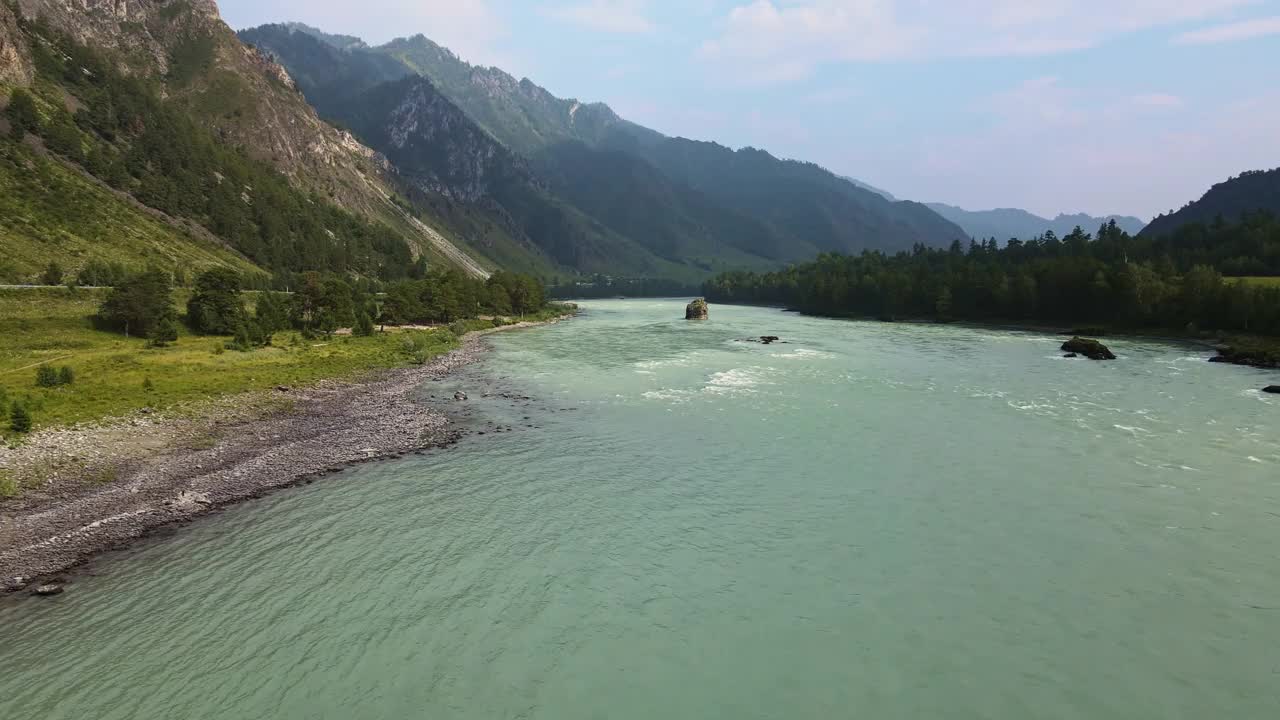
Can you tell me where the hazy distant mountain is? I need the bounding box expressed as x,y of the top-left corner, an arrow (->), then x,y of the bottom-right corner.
1141,168 -> 1280,237
840,176 -> 897,201
926,203 -> 1146,241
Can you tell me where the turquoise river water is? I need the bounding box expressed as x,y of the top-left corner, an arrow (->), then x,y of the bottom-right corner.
1,299 -> 1278,718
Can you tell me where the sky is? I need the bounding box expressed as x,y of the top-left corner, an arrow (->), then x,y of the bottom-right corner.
219,1 -> 1280,220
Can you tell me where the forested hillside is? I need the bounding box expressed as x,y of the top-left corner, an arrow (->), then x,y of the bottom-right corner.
0,0 -> 498,284
1142,168 -> 1280,239
705,217 -> 1280,337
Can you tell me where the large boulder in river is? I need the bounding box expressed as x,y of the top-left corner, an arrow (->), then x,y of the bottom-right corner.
685,298 -> 709,320
1263,385 -> 1280,394
1061,337 -> 1116,360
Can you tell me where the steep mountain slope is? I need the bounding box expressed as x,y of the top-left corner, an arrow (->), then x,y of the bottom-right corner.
376,34 -> 963,254
1141,168 -> 1280,238
258,24 -> 965,265
927,203 -> 1146,241
240,25 -> 697,279
1,0 -> 491,278
0,138 -> 261,283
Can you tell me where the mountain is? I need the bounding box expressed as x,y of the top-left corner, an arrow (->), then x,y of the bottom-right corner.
926,203 -> 1147,241
841,176 -> 897,201
239,24 -> 699,279
1141,168 -> 1280,238
0,0 -> 497,283
271,25 -> 965,261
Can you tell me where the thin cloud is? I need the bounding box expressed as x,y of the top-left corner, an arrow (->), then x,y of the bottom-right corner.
1132,93 -> 1185,108
1173,16 -> 1280,45
699,0 -> 1256,83
544,1 -> 656,34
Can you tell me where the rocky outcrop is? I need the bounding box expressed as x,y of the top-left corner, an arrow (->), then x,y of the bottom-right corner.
0,2 -> 32,86
1209,344 -> 1280,369
686,298 -> 709,320
1061,337 -> 1116,360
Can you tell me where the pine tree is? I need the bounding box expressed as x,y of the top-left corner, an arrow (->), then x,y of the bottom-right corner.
10,402 -> 32,434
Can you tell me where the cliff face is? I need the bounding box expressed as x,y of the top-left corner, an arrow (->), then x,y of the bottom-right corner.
0,2 -> 32,85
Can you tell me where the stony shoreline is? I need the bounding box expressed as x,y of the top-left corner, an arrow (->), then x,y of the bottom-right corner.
0,320 -> 563,594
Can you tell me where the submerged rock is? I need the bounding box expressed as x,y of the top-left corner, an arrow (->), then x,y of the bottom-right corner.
760,336 -> 780,345
1063,353 -> 1078,358
685,298 -> 709,320
1061,337 -> 1116,360
1263,385 -> 1280,394
454,391 -> 468,401
32,584 -> 64,596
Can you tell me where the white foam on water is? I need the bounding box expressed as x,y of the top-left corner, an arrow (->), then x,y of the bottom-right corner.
1247,456 -> 1263,463
771,348 -> 835,360
1114,424 -> 1151,435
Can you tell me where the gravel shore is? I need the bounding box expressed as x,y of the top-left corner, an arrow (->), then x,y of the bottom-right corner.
0,321 -> 559,593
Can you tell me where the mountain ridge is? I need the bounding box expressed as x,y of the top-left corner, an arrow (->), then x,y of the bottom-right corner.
1141,168 -> 1280,238
926,202 -> 1146,241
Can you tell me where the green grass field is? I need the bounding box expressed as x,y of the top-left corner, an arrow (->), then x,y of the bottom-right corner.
0,287 -> 461,436
1233,276 -> 1280,288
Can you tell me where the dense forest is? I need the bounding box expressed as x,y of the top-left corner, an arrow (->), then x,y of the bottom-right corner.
704,216 -> 1280,336
6,18 -> 413,279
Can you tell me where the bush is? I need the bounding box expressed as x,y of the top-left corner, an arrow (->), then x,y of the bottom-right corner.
34,365 -> 75,388
10,402 -> 32,434
41,261 -> 64,286
142,377 -> 155,393
35,364 -> 60,387
0,471 -> 19,499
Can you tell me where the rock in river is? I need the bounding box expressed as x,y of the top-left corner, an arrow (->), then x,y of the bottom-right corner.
32,584 -> 64,596
685,298 -> 709,320
1061,337 -> 1116,360
1263,385 -> 1280,394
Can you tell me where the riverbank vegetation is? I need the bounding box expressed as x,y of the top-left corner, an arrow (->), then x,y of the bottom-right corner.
704,216 -> 1280,341
0,267 -> 566,438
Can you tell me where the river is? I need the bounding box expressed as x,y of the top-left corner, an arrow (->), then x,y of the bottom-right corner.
1,299 -> 1277,718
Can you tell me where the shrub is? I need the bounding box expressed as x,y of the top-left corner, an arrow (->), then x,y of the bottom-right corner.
41,261 -> 64,286
35,364 -> 60,387
142,377 -> 155,393
0,471 -> 18,499
10,402 -> 32,434
58,366 -> 75,386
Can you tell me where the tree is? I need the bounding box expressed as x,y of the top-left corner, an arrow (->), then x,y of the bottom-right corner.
6,88 -> 38,140
254,292 -> 291,334
10,402 -> 32,434
186,267 -> 245,334
935,286 -> 953,320
96,268 -> 175,337
353,311 -> 375,337
147,311 -> 180,347
41,262 -> 63,286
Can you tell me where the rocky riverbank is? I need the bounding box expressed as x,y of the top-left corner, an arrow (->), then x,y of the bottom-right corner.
0,320 -> 564,594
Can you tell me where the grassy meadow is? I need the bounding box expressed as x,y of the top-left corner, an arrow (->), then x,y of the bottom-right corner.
0,287 -> 462,437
